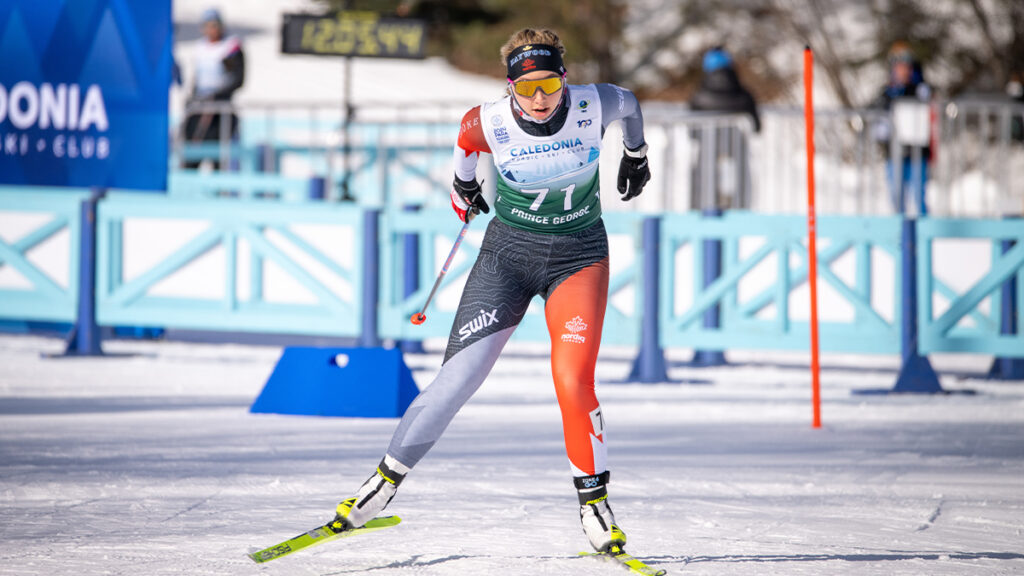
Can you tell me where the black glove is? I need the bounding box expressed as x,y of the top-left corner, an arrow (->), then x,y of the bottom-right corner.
451,176 -> 490,222
617,144 -> 651,201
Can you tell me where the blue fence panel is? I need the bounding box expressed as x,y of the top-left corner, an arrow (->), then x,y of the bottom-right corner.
660,212 -> 903,353
173,143 -> 262,172
95,193 -> 364,336
9,186 -> 1021,362
378,207 -> 483,341
168,170 -> 311,202
377,209 -> 644,347
0,187 -> 89,322
918,218 -> 1024,356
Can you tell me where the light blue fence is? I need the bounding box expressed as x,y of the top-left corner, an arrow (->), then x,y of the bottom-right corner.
168,170 -> 314,202
377,209 -> 644,346
918,218 -> 1024,357
0,187 -> 89,323
95,193 -> 365,337
660,212 -> 904,353
3,188 -> 1022,368
174,121 -> 458,206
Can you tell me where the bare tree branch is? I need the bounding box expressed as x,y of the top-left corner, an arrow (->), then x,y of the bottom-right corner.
966,0 -> 1007,85
808,0 -> 855,108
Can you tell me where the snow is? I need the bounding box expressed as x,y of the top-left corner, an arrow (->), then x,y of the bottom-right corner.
1,334 -> 1022,575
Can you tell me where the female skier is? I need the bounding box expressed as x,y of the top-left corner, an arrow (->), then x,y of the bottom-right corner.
333,27 -> 651,553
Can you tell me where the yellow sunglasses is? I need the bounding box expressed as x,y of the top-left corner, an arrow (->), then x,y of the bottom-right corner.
510,76 -> 564,97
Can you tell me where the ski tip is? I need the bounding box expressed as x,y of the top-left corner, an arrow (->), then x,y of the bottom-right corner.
247,550 -> 273,564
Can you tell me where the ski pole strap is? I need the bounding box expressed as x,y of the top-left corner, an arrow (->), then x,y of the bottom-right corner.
574,471 -> 610,505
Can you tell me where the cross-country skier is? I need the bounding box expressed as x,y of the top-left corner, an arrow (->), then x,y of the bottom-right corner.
333,27 -> 651,553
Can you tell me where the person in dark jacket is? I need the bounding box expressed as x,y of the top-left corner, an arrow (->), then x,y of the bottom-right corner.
688,47 -> 759,210
1008,71 -> 1023,143
690,47 -> 760,132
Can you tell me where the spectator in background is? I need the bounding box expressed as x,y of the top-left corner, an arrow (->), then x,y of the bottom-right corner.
182,8 -> 245,169
689,47 -> 760,211
870,41 -> 932,216
1008,72 -> 1024,143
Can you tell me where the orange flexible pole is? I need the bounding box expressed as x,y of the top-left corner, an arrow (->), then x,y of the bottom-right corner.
804,46 -> 822,429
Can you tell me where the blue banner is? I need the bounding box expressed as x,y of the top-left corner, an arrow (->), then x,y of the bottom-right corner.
0,0 -> 171,191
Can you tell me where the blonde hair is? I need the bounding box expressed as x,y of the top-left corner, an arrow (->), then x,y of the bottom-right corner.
500,28 -> 566,68
500,28 -> 565,95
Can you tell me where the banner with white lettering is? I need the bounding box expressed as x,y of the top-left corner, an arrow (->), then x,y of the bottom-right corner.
0,1 -> 171,191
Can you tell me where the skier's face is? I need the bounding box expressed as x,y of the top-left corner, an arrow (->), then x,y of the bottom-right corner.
511,71 -> 564,121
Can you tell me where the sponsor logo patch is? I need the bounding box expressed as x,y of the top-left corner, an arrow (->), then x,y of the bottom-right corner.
509,137 -> 582,157
458,308 -> 499,341
561,315 -> 588,344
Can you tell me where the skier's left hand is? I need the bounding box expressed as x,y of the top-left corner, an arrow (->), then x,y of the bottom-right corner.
617,143 -> 650,201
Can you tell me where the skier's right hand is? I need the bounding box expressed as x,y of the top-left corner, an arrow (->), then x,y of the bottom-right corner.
450,176 -> 489,222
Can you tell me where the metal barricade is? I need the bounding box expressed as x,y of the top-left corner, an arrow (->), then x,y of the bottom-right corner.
172,99 -> 1024,220
934,98 -> 1024,218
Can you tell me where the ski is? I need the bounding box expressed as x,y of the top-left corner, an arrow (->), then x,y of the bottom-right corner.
248,515 -> 401,563
579,545 -> 667,576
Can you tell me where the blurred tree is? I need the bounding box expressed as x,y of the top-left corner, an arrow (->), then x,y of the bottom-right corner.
315,0 -> 624,84
313,0 -> 1024,105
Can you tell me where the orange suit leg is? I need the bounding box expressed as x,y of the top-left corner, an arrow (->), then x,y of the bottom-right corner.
545,258 -> 610,477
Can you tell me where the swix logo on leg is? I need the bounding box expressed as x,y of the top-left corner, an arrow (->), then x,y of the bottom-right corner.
561,315 -> 588,343
458,309 -> 499,341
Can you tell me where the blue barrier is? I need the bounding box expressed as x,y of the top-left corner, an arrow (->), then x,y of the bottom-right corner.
660,212 -> 903,353
61,189 -> 106,357
95,194 -> 364,337
918,218 -> 1024,358
988,231 -> 1024,379
628,217 -> 669,382
399,205 -> 425,353
231,140 -> 454,205
6,189 -> 1020,385
0,187 -> 88,323
889,219 -> 942,392
360,209 -> 381,347
250,347 -> 418,417
690,208 -> 727,366
168,170 -> 312,202
172,143 -> 261,172
378,207 -> 477,341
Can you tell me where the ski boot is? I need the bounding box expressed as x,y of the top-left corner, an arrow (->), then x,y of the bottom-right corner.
332,455 -> 409,531
575,471 -> 627,552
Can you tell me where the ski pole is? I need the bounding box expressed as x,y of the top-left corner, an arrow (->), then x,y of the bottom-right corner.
410,211 -> 476,325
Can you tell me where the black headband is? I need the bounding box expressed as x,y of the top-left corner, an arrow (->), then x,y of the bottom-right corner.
506,43 -> 566,80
